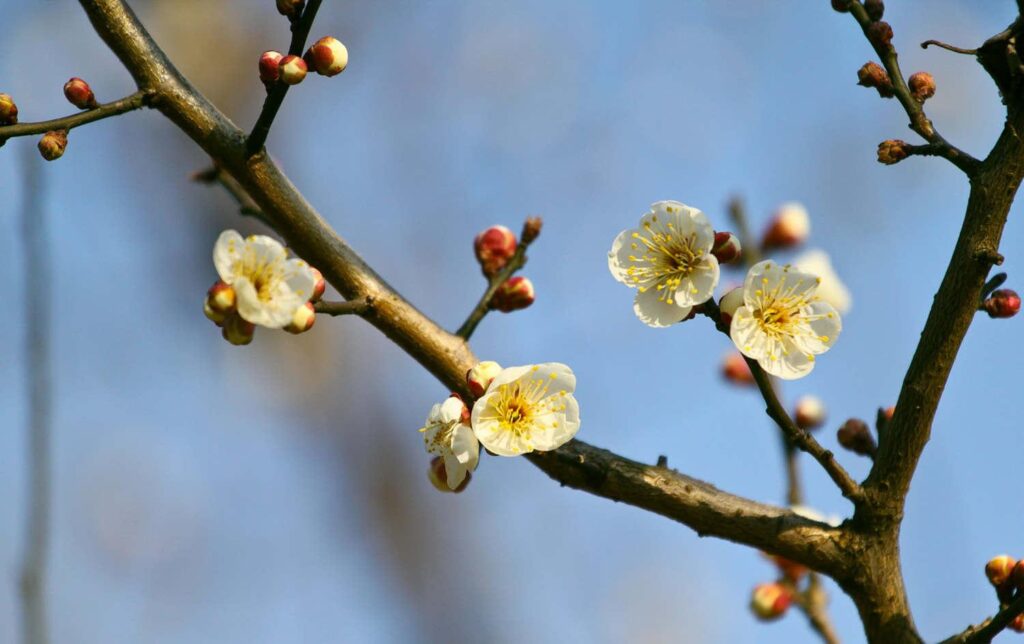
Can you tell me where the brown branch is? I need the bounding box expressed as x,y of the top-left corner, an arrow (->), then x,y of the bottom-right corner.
314,297 -> 371,316
920,40 -> 978,56
940,592 -> 1024,644
0,90 -> 151,142
796,574 -> 842,644
192,165 -> 272,225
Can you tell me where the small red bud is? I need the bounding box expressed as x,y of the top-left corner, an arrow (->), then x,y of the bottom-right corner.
794,395 -> 827,431
877,139 -> 910,165
1011,560 -> 1024,591
986,555 -> 1017,588
206,281 -> 237,314
908,72 -> 935,102
491,276 -> 535,312
279,55 -> 308,85
38,130 -> 68,162
837,418 -> 876,457
304,36 -> 349,77
711,231 -> 742,264
521,216 -> 543,245
276,0 -> 304,17
766,554 -> 809,583
857,62 -> 894,98
722,352 -> 755,386
718,287 -> 744,327
831,0 -> 852,12
309,267 -> 326,303
984,289 -> 1020,319
259,51 -> 284,87
864,0 -> 885,21
467,361 -> 502,398
750,583 -> 793,621
204,301 -> 227,326
867,21 -> 894,49
222,314 -> 256,346
447,393 -> 472,424
284,302 -> 316,334
1010,613 -> 1024,633
63,77 -> 98,110
761,203 -> 809,249
428,457 -> 470,493
474,225 -> 518,276
0,93 -> 17,125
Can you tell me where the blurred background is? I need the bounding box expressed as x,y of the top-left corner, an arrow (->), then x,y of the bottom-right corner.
1,1 -> 1022,642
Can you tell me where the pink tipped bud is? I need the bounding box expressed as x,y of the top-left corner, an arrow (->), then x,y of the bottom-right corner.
1011,614 -> 1024,634
491,276 -> 535,312
285,302 -> 316,334
467,361 -> 502,397
308,267 -> 326,302
877,139 -> 910,165
718,287 -> 744,327
521,216 -> 543,245
259,51 -> 284,86
857,61 -> 895,98
765,554 -> 808,583
206,281 -> 237,314
750,583 -> 793,621
864,0 -> 884,21
986,555 -> 1017,588
304,36 -> 349,77
761,203 -> 809,249
279,55 -> 308,85
712,231 -> 742,264
908,72 -> 935,102
837,418 -> 876,457
984,289 -> 1020,319
276,0 -> 304,17
448,392 -> 472,424
722,352 -> 755,386
0,93 -> 17,125
474,225 -> 518,276
37,130 -> 67,162
428,457 -> 470,493
794,395 -> 827,431
204,301 -> 227,326
63,77 -> 98,110
222,314 -> 255,346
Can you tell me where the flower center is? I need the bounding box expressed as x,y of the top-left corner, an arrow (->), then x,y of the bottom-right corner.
237,252 -> 284,302
428,420 -> 458,451
625,217 -> 702,305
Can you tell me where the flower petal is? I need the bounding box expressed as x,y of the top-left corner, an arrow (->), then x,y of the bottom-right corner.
443,454 -> 468,489
676,255 -> 720,306
283,258 -> 317,302
730,306 -> 764,359
213,230 -> 245,283
633,287 -> 693,328
760,340 -> 815,380
450,424 -> 480,469
608,228 -> 639,285
439,397 -> 466,425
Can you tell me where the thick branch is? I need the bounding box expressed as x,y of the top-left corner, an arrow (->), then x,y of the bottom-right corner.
314,297 -> 371,316
0,90 -> 151,142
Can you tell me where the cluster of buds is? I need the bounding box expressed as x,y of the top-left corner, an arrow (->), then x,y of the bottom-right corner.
712,231 -> 742,264
257,37 -> 347,89
38,130 -> 68,162
64,77 -> 98,110
857,62 -> 894,98
474,219 -> 543,314
721,351 -> 755,386
749,582 -> 794,621
983,289 -> 1020,319
793,395 -> 827,431
467,361 -> 501,397
837,418 -> 877,457
877,139 -> 910,165
908,72 -> 936,103
491,276 -> 535,312
203,266 -> 325,345
985,555 -> 1024,631
474,225 -> 517,276
0,93 -> 17,125
761,203 -> 809,250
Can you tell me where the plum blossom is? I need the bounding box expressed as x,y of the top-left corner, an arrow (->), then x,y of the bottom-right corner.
420,397 -> 479,490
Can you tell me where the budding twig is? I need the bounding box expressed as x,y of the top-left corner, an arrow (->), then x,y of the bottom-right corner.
940,591 -> 1024,644
192,165 -> 272,225
921,40 -> 978,56
314,297 -> 372,317
0,90 -> 152,144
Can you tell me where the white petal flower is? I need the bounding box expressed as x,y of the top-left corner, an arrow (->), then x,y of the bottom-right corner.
730,260 -> 842,380
791,504 -> 843,528
420,397 -> 479,490
213,230 -> 316,328
608,201 -> 720,327
471,363 -> 580,456
793,249 -> 852,314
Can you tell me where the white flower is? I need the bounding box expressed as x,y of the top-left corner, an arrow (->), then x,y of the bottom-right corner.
213,230 -> 316,328
420,397 -> 479,490
791,505 -> 843,528
608,201 -> 720,327
471,363 -> 580,456
730,260 -> 842,380
793,249 -> 852,314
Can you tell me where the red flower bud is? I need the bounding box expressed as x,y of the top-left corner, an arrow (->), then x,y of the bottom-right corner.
722,352 -> 755,386
428,457 -> 470,493
761,203 -> 809,249
285,302 -> 316,334
521,216 -> 543,245
1010,613 -> 1024,633
491,276 -> 535,312
908,72 -> 935,102
984,289 -> 1020,319
63,77 -> 98,110
467,361 -> 502,398
279,55 -> 308,85
204,301 -> 227,326
767,554 -> 808,583
837,418 -> 876,457
276,0 -> 304,17
864,0 -> 885,21
857,61 -> 894,98
259,51 -> 284,87
38,130 -> 68,162
868,21 -> 893,49
304,36 -> 349,77
206,281 -> 237,314
831,0 -> 852,11
711,231 -> 742,264
474,225 -> 517,276
794,395 -> 827,431
0,93 -> 17,125
750,583 -> 793,621
222,314 -> 255,346
309,267 -> 326,303
877,139 -> 910,165
986,555 -> 1017,588
718,287 -> 744,327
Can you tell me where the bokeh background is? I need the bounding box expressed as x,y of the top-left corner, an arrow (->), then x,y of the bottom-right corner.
1,1 -> 1022,642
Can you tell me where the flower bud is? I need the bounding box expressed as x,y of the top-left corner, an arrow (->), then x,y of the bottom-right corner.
868,21 -> 893,49
1010,614 -> 1024,634
276,0 -> 304,17
279,55 -> 308,85
761,203 -> 809,249
857,62 -> 894,98
206,280 -> 237,314
837,418 -> 876,457
285,302 -> 316,334
308,267 -> 326,303
766,554 -> 808,583
794,395 -> 827,431
491,276 -> 535,312
1011,560 -> 1024,591
864,0 -> 884,21
750,583 -> 793,621
474,225 -> 518,276
467,361 -> 502,397
0,93 -> 17,125
259,51 -> 284,87
521,216 -> 543,245
877,139 -> 910,165
304,36 -> 348,77
831,0 -> 852,11
63,77 -> 98,110
428,457 -> 470,493
908,72 -> 935,102
447,392 -> 472,424
984,289 -> 1020,319
986,555 -> 1017,588
204,301 -> 227,326
222,314 -> 255,346
722,352 -> 755,386
718,287 -> 744,327
37,130 -> 67,162
711,231 -> 742,264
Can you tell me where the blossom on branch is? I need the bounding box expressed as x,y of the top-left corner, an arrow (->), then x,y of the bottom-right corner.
794,250 -> 852,314
608,201 -> 720,327
420,396 -> 479,490
471,363 -> 580,456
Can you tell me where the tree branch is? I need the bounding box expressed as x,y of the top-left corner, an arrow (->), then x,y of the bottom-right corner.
940,592 -> 1024,644
192,165 -> 272,225
314,297 -> 372,316
455,223 -> 537,339
0,90 -> 152,143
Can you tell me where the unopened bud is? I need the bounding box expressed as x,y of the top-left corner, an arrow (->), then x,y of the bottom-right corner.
986,555 -> 1017,588
722,352 -> 755,386
908,72 -> 935,102
448,392 -> 472,424
204,301 -> 227,326
984,289 -> 1020,319
206,281 -> 237,314
761,203 -> 809,249
467,361 -> 502,397
1011,560 -> 1024,591
766,554 -> 808,583
831,0 -> 852,11
491,276 -> 535,312
222,314 -> 255,346
877,139 -> 910,165
718,287 -> 744,327
857,62 -> 894,98
276,0 -> 304,17
794,395 -> 827,431
750,583 -> 793,621
63,77 -> 98,110
285,302 -> 316,334
837,418 -> 876,457
304,36 -> 348,77
0,93 -> 17,125
308,267 -> 326,303
712,231 -> 742,264
279,55 -> 308,85
521,216 -> 543,245
1010,614 -> 1024,634
864,0 -> 884,21
428,457 -> 470,493
474,225 -> 517,276
867,21 -> 894,49
259,51 -> 284,87
37,130 -> 67,162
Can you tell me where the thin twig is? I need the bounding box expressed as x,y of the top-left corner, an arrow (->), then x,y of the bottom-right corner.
314,297 -> 372,316
0,90 -> 152,144
18,146 -> 51,644
921,40 -> 978,55
939,592 -> 1024,644
245,0 -> 323,155
192,165 -> 272,225
796,574 -> 842,644
726,195 -> 761,265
